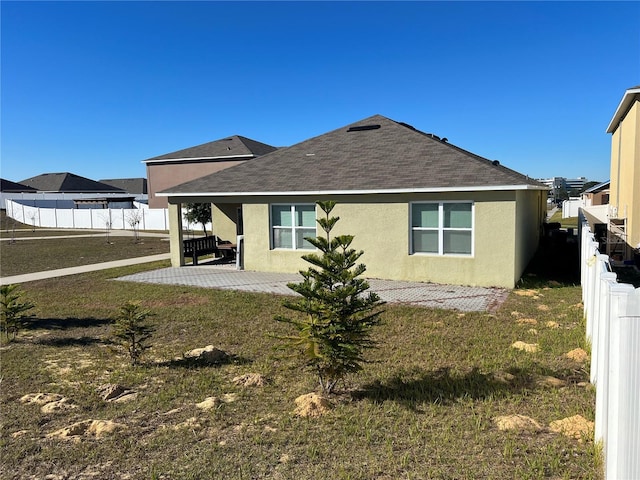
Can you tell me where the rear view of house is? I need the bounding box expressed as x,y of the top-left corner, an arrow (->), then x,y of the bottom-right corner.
160,115 -> 548,288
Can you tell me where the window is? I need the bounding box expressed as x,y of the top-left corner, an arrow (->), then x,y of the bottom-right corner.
271,204 -> 316,250
411,202 -> 473,255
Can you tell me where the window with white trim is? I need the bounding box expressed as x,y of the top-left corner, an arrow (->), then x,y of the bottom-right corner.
411,202 -> 473,255
271,204 -> 316,250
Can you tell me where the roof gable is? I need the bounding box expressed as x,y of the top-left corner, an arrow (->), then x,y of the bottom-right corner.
143,135 -> 277,163
607,85 -> 640,134
161,115 -> 545,197
19,172 -> 126,193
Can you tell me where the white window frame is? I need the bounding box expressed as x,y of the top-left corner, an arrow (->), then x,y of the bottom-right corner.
270,203 -> 316,250
410,201 -> 474,256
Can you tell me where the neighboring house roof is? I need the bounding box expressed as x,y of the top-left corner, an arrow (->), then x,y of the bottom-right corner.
606,85 -> 640,134
583,180 -> 610,194
19,172 -> 126,193
0,178 -> 38,192
99,178 -> 148,195
143,135 -> 278,164
160,114 -> 546,197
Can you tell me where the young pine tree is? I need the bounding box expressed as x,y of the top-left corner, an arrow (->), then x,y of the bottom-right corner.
113,301 -> 154,366
275,201 -> 385,394
0,284 -> 35,342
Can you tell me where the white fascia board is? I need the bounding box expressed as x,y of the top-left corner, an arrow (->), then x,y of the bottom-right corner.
157,184 -> 548,198
606,87 -> 640,134
142,154 -> 254,164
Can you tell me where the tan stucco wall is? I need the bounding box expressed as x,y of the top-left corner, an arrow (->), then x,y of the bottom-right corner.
609,100 -> 640,253
514,190 -> 546,282
147,160 -> 248,208
238,191 -> 541,288
168,202 -> 184,267
212,203 -> 240,242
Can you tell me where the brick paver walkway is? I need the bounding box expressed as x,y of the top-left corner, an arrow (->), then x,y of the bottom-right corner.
115,265 -> 509,312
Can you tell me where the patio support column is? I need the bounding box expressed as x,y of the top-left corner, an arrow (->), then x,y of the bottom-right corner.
168,201 -> 185,267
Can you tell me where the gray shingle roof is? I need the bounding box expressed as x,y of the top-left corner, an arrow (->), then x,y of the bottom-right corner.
143,135 -> 277,162
99,178 -> 148,195
0,178 -> 37,192
19,173 -> 126,193
161,115 -> 546,196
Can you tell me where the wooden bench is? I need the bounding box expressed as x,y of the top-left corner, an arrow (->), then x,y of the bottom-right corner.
183,236 -> 219,265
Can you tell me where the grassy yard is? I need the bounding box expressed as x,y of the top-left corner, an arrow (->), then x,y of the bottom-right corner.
0,236 -> 169,277
0,258 -> 599,479
548,211 -> 579,230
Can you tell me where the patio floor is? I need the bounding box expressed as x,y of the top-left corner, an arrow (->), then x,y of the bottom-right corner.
115,265 -> 510,312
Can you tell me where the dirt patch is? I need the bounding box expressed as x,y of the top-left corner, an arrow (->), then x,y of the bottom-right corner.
293,393 -> 331,418
233,373 -> 267,387
514,289 -> 539,297
549,415 -> 594,442
537,304 -> 550,311
493,414 -> 543,432
565,348 -> 589,363
516,318 -> 538,325
545,321 -> 560,329
511,341 -> 539,353
47,420 -> 126,440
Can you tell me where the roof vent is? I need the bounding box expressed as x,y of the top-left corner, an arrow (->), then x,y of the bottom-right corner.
398,122 -> 417,131
441,137 -> 448,143
428,134 -> 441,141
492,160 -> 500,166
347,124 -> 381,132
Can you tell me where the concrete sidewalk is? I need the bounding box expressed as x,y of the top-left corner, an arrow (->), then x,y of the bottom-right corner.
0,253 -> 171,285
115,265 -> 509,312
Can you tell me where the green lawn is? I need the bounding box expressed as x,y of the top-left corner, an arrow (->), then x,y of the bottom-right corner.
0,261 -> 600,479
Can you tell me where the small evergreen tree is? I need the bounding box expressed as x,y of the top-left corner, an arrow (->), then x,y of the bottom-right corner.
112,302 -> 154,366
1,284 -> 35,341
275,201 -> 385,394
184,203 -> 212,236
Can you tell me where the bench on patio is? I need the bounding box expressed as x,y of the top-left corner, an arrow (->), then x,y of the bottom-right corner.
183,236 -> 219,265
183,236 -> 237,265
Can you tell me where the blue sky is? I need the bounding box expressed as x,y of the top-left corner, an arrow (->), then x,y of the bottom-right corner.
1,1 -> 639,184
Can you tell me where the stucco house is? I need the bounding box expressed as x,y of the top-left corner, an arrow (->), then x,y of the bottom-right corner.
605,85 -> 640,260
143,135 -> 277,208
160,115 -> 548,288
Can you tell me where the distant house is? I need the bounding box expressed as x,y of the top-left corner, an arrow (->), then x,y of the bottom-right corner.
605,85 -> 640,260
159,115 -> 547,288
582,181 -> 610,208
0,178 -> 37,193
143,135 -> 277,208
100,178 -> 148,197
19,172 -> 126,194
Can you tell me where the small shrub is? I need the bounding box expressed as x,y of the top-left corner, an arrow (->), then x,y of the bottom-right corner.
275,200 -> 385,394
112,301 -> 154,366
0,284 -> 35,341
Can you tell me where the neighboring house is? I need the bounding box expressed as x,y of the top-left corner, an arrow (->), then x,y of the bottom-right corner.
582,180 -> 610,208
143,135 -> 277,208
159,115 -> 547,289
5,172 -> 128,209
605,85 -> 640,260
19,172 -> 126,193
100,178 -> 148,203
0,178 -> 37,193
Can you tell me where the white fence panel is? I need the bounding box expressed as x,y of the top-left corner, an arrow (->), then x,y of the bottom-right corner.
56,209 -> 74,228
581,209 -> 640,480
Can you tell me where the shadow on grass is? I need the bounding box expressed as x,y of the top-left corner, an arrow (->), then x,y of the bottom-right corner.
353,364 -> 586,411
21,317 -> 112,331
154,354 -> 251,369
34,335 -> 107,347
353,367 -> 513,410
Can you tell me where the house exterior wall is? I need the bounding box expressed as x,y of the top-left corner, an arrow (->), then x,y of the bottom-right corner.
238,191 -> 540,288
515,189 -> 546,282
609,100 -> 640,252
212,203 -> 241,242
146,160 -> 248,208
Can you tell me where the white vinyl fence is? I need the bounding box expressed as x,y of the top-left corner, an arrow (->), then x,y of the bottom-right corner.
4,199 -> 211,233
580,210 -> 640,480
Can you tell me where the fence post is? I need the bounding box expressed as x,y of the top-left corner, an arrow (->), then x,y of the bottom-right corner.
605,284 -> 638,480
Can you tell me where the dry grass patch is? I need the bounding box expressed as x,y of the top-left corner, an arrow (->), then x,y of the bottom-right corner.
0,265 -> 600,479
